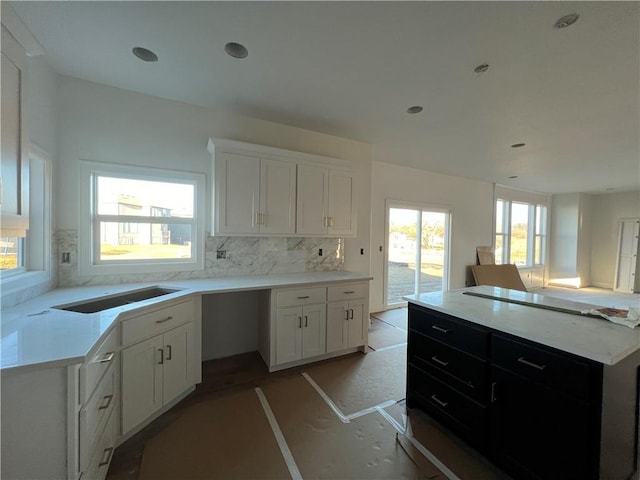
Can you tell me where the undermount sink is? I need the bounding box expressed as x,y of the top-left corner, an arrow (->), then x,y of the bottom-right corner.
53,287 -> 182,314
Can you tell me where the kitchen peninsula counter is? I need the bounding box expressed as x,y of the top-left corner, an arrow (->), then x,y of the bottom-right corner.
1,271 -> 371,373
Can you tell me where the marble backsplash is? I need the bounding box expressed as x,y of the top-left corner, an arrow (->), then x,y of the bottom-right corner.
57,230 -> 344,287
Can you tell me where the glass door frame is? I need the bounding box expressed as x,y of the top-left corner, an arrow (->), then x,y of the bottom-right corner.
384,199 -> 451,309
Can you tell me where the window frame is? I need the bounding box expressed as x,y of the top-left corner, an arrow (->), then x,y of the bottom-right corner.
494,186 -> 549,268
0,144 -> 52,296
79,161 -> 205,276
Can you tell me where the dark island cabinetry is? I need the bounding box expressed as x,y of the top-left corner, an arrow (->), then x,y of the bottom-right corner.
407,302 -> 639,480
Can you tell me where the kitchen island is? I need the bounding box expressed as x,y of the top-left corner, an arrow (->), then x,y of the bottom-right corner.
406,286 -> 640,480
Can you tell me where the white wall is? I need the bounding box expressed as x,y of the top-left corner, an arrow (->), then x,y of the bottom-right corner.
369,161 -> 494,313
56,76 -> 373,282
590,191 -> 640,289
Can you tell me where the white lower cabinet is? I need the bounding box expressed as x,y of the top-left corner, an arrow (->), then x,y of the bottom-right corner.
327,299 -> 367,352
121,322 -> 193,434
275,303 -> 327,364
264,282 -> 369,371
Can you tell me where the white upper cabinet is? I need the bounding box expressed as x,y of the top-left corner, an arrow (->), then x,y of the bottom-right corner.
209,138 -> 355,237
212,150 -> 296,236
296,164 -> 356,237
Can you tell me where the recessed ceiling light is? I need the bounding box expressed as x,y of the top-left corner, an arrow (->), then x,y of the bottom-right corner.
225,42 -> 248,59
606,187 -> 615,191
510,143 -> 526,148
474,63 -> 490,74
406,106 -> 423,114
508,175 -> 519,179
132,47 -> 158,62
554,13 -> 580,29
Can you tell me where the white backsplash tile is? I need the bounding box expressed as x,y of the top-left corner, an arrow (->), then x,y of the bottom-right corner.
56,230 -> 344,287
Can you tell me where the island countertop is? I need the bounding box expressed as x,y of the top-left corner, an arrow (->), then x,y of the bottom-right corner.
406,286 -> 640,366
1,271 -> 372,373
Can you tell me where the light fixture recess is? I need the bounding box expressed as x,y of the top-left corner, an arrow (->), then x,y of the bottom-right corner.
132,47 -> 158,62
510,143 -> 526,148
474,63 -> 490,74
508,175 -> 519,179
225,42 -> 248,59
406,106 -> 423,114
554,13 -> 580,29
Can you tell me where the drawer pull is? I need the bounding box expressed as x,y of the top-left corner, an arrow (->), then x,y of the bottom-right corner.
155,316 -> 174,324
491,382 -> 497,403
158,348 -> 164,365
431,325 -> 450,334
517,356 -> 546,371
431,356 -> 449,367
344,309 -> 349,320
431,394 -> 448,408
98,394 -> 113,410
297,296 -> 310,299
304,316 -> 308,327
343,290 -> 355,294
97,352 -> 114,364
98,447 -> 114,467
298,316 -> 302,328
166,344 -> 172,361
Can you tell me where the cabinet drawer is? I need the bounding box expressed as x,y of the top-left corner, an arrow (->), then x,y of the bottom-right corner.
82,409 -> 116,480
409,306 -> 488,359
122,299 -> 194,346
327,283 -> 368,301
80,326 -> 119,403
277,287 -> 326,307
409,332 -> 488,403
491,335 -> 597,401
79,361 -> 118,472
408,366 -> 488,447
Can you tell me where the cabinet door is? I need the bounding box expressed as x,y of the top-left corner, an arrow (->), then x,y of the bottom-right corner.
326,301 -> 349,353
347,300 -> 366,348
260,158 -> 296,234
162,323 -> 193,405
490,366 -> 597,480
121,336 -> 163,433
275,306 -> 303,364
301,304 -> 327,358
296,164 -> 328,235
327,170 -> 355,236
215,152 -> 260,234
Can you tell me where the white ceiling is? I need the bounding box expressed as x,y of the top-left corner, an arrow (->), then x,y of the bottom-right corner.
10,1 -> 640,194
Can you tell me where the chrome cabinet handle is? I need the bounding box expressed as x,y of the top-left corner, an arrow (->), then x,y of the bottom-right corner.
166,344 -> 172,361
431,395 -> 448,408
97,352 -> 114,364
155,316 -> 173,324
431,325 -> 450,334
431,355 -> 449,367
517,356 -> 546,371
98,447 -> 114,467
98,394 -> 114,410
158,348 -> 164,365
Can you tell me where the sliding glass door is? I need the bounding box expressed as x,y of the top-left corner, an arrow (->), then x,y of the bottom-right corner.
386,203 -> 450,307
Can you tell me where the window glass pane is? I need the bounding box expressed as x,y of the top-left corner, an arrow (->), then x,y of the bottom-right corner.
536,205 -> 546,234
495,200 -> 504,234
510,202 -> 529,266
419,211 -> 446,295
97,176 -> 194,218
0,237 -> 23,270
534,236 -> 542,264
495,235 -> 504,265
99,222 -> 192,261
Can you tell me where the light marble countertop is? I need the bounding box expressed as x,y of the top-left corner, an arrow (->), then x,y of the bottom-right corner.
1,271 -> 371,373
406,286 -> 640,366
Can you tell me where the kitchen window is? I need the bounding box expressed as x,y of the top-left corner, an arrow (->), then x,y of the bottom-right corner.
495,198 -> 547,267
79,161 -> 205,275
